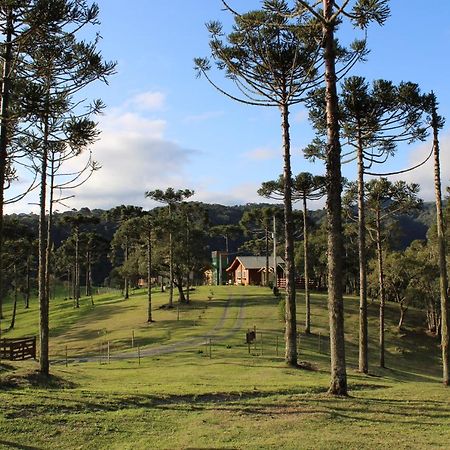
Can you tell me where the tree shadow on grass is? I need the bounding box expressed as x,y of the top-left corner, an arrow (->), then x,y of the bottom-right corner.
0,370 -> 77,391
7,381 -> 385,416
50,303 -> 136,341
4,386 -> 330,419
0,441 -> 41,450
6,380 -> 446,433
144,389 -> 450,427
308,396 -> 450,426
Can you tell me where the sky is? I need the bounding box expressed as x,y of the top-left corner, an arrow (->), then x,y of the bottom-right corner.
6,0 -> 450,214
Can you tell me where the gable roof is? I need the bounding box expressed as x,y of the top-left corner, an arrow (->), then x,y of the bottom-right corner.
226,256 -> 285,272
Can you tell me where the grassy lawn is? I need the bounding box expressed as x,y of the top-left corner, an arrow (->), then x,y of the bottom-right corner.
1,285 -> 449,449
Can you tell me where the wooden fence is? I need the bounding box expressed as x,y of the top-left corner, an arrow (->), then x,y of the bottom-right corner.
276,277 -> 325,290
0,336 -> 36,361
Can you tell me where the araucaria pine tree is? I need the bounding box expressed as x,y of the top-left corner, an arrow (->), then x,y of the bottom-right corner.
425,92 -> 449,386
258,172 -> 325,334
306,76 -> 428,374
294,0 -> 390,395
14,0 -> 115,376
145,188 -> 194,308
196,0 -> 327,367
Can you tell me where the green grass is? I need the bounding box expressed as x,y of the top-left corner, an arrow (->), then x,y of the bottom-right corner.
1,285 -> 449,449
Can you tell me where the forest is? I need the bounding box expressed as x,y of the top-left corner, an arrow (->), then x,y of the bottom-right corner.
1,198 -> 443,306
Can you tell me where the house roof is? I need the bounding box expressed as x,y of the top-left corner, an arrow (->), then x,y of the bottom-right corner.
226,256 -> 285,272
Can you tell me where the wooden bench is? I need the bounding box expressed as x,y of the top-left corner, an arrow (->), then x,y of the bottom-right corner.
0,337 -> 36,361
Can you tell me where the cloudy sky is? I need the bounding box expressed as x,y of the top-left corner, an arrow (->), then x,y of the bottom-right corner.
6,0 -> 450,213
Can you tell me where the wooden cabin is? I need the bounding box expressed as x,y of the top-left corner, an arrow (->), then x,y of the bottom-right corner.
226,256 -> 285,286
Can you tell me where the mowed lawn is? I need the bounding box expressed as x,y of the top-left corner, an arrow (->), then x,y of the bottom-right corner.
1,285 -> 449,449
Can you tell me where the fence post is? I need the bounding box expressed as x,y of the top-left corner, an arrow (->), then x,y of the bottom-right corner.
132,330 -> 135,348
107,341 -> 111,364
260,331 -> 263,356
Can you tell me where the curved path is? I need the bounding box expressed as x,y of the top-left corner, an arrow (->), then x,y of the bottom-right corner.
54,290 -> 246,365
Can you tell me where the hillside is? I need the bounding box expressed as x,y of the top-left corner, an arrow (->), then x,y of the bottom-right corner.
6,200 -> 437,252
1,286 -> 449,449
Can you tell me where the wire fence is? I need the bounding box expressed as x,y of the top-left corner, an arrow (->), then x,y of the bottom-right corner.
50,328 -> 330,367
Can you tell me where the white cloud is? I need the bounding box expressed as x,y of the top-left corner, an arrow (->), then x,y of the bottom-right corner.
127,91 -> 166,111
242,147 -> 278,161
388,133 -> 450,201
101,109 -> 166,138
58,108 -> 198,210
194,182 -> 269,206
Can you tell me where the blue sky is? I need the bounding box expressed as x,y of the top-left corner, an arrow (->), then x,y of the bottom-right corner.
7,1 -> 450,213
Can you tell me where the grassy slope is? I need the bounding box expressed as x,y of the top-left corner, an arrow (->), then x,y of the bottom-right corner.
0,286 -> 449,450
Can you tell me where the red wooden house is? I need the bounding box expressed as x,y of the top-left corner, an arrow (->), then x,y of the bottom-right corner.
226,256 -> 285,286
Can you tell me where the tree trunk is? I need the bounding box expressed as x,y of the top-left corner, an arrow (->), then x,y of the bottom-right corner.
124,238 -> 129,300
427,305 -> 437,335
75,226 -> 80,308
186,270 -> 190,304
168,214 -> 174,307
398,302 -> 407,330
431,101 -> 449,386
147,223 -> 153,322
85,253 -> 90,297
273,215 -> 278,287
265,228 -> 269,287
303,194 -> 311,334
175,278 -> 186,303
72,266 -> 76,302
25,256 -> 30,309
281,99 -> 297,367
9,264 -> 18,330
88,252 -> 94,306
376,209 -> 386,368
38,91 -> 50,376
323,0 -> 347,395
225,234 -> 229,267
66,268 -> 71,299
45,152 -> 55,314
426,292 -> 438,334
0,8 -> 13,320
357,131 -> 368,373
186,216 -> 190,304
